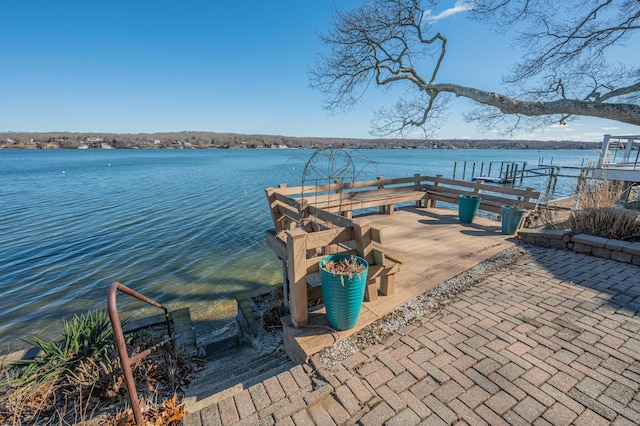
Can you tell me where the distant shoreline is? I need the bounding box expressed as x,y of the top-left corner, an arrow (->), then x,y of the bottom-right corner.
0,131 -> 601,151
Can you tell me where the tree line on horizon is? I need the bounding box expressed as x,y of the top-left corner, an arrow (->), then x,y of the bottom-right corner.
0,131 -> 600,150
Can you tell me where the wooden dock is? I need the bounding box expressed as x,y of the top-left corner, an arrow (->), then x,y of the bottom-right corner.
282,205 -> 517,363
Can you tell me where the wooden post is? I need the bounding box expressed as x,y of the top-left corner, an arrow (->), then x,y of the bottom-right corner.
379,274 -> 395,297
414,173 -> 424,207
281,260 -> 288,310
523,188 -> 536,203
286,229 -> 308,328
352,218 -> 373,264
474,180 -> 484,195
377,176 -> 386,214
352,218 -> 375,301
297,198 -> 308,229
427,175 -> 442,208
265,188 -> 283,234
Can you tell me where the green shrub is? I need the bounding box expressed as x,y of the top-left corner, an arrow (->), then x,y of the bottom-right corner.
569,207 -> 640,240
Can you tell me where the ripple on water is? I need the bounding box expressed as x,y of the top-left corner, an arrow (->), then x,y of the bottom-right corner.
0,148 -> 597,347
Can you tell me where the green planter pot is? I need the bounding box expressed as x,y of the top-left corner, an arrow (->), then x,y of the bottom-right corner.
501,205 -> 528,235
458,195 -> 481,224
319,254 -> 369,331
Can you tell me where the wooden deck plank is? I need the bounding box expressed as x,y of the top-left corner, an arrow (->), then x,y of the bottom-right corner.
282,206 -> 516,363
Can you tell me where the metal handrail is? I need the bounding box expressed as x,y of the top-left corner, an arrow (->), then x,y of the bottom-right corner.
107,281 -> 175,425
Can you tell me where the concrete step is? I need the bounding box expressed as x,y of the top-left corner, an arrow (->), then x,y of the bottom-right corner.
183,345 -> 294,413
198,320 -> 242,359
183,290 -> 296,413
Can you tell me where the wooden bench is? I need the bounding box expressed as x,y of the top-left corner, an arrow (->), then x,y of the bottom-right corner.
300,225 -> 411,303
265,213 -> 408,328
265,186 -> 412,327
267,174 -> 539,220
267,176 -> 428,220
422,174 -> 540,214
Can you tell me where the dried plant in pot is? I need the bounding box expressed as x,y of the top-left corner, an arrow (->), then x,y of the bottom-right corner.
319,254 -> 369,331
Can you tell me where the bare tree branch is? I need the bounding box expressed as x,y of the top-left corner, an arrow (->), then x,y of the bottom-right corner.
431,83 -> 640,125
309,0 -> 640,137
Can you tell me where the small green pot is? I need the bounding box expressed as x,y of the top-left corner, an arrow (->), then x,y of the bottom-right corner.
501,205 -> 528,235
458,195 -> 481,224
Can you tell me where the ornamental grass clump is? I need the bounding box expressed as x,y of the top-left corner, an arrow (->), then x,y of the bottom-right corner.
9,309 -> 116,389
1,309 -> 118,424
569,207 -> 640,240
576,176 -> 623,209
0,309 -> 197,425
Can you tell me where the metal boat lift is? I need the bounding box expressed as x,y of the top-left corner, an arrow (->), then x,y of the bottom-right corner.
595,134 -> 640,202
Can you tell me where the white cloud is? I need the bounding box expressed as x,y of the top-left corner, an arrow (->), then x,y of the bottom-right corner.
581,132 -> 609,141
548,124 -> 581,133
423,0 -> 474,24
512,126 -> 606,142
513,132 -> 537,140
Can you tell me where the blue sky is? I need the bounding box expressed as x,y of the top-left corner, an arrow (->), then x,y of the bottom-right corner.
1,0 -> 637,141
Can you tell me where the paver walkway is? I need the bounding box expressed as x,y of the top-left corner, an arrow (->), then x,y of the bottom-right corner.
183,244 -> 640,425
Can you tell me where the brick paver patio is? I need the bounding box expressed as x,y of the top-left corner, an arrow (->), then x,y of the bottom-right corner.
184,244 -> 640,425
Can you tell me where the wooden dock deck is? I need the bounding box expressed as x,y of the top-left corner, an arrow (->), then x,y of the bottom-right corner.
282,205 -> 517,363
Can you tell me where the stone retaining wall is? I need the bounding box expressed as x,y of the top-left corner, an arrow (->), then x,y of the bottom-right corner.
518,228 -> 640,266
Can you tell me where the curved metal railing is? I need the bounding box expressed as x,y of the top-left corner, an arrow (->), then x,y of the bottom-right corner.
107,281 -> 174,425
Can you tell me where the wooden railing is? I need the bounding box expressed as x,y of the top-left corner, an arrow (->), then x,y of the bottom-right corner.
266,207 -> 407,327
265,174 -> 540,329
423,174 -> 539,214
268,174 -> 539,222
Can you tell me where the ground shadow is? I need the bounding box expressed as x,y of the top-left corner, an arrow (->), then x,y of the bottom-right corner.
518,244 -> 640,316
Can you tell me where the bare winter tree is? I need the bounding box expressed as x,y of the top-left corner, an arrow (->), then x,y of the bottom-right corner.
309,0 -> 640,137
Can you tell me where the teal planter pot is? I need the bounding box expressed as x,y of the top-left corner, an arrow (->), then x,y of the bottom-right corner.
319,254 -> 369,331
501,205 -> 528,235
458,195 -> 481,224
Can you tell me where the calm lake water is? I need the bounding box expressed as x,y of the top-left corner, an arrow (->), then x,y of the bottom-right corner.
0,148 -> 598,348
